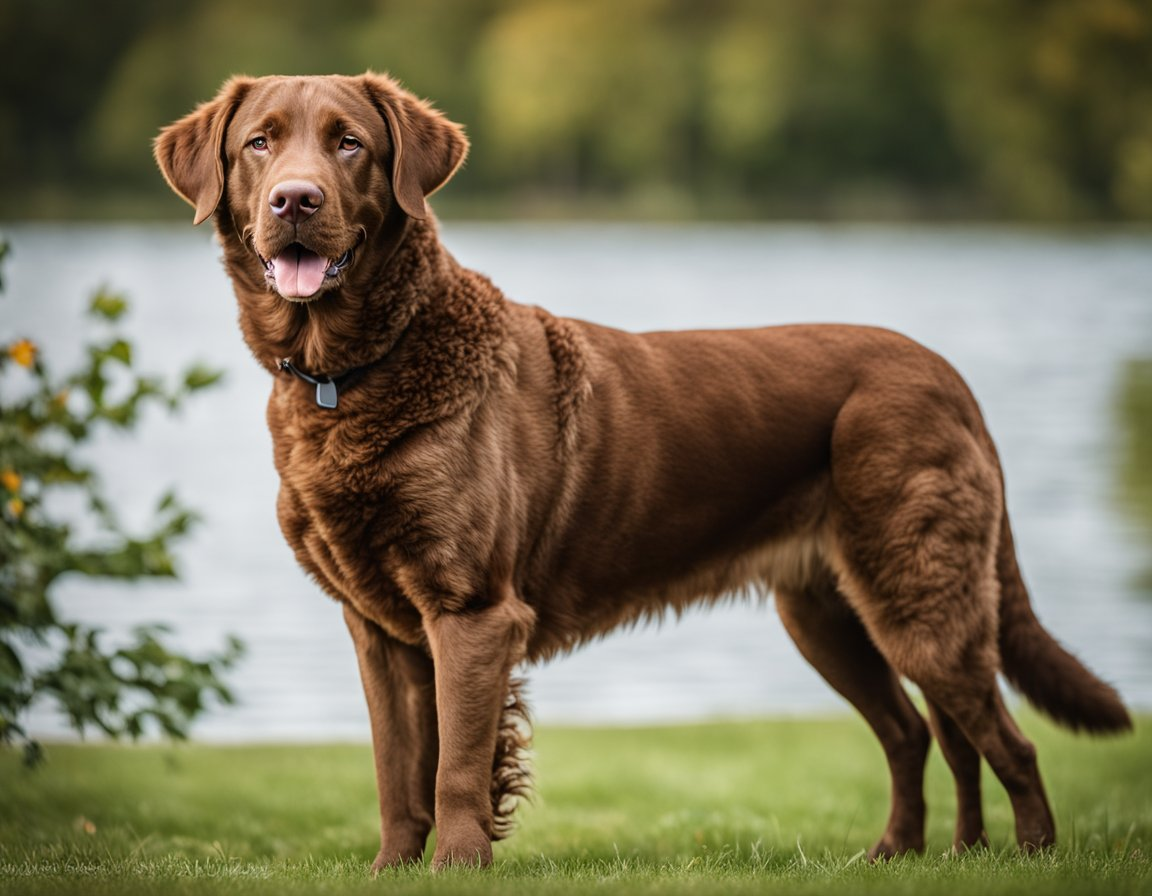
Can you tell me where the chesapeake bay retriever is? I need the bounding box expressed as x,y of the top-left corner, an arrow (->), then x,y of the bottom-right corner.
155,73 -> 1131,870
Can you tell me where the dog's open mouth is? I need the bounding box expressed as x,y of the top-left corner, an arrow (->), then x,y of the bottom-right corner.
261,243 -> 355,300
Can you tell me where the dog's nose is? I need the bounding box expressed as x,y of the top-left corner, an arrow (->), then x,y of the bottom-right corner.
269,180 -> 324,224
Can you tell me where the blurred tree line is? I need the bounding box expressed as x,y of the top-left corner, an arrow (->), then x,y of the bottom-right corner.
3,0 -> 1152,221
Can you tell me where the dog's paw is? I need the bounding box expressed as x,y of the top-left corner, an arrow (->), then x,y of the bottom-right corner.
430,824 -> 493,870
867,834 -> 925,862
370,837 -> 428,873
951,828 -> 990,855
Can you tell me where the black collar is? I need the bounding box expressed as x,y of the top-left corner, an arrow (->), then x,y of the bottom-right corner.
277,358 -> 369,409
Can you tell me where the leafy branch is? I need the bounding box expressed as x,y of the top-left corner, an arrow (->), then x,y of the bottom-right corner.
0,239 -> 241,765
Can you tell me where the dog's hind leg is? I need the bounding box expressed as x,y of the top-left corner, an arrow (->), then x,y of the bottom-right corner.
919,673 -> 1053,850
775,569 -> 931,860
925,698 -> 989,852
832,511 -> 1056,849
829,409 -> 1056,850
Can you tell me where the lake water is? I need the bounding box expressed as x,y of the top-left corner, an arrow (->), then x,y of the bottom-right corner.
4,221 -> 1151,741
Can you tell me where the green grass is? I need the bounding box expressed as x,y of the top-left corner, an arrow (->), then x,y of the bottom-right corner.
2,715 -> 1150,894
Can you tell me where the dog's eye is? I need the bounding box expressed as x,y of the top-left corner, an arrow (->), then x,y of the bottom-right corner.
248,136 -> 269,153
339,135 -> 362,154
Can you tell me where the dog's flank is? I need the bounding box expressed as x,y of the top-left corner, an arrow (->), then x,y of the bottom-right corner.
155,72 -> 1130,872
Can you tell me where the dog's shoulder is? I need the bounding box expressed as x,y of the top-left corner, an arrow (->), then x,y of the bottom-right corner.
523,305 -> 592,455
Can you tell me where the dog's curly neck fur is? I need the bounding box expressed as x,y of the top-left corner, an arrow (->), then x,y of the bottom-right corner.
218,209 -> 454,378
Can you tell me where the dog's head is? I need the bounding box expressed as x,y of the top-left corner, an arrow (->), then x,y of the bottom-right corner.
154,73 -> 467,302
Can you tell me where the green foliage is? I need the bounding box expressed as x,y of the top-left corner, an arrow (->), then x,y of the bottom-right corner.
1118,358 -> 1152,530
0,240 -> 242,764
6,0 -> 1152,221
1117,358 -> 1152,593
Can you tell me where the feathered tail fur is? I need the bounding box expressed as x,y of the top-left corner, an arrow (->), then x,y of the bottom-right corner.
490,676 -> 534,840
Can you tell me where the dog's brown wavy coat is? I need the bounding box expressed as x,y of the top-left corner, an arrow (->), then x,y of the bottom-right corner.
156,73 -> 1131,870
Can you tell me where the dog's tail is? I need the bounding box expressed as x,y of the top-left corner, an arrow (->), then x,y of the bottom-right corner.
490,676 -> 534,840
997,509 -> 1132,734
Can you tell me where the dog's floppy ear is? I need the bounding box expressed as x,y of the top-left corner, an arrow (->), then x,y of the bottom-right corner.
360,72 -> 469,220
154,77 -> 255,225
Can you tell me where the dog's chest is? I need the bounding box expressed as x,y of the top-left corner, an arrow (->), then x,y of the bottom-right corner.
269,403 -> 486,642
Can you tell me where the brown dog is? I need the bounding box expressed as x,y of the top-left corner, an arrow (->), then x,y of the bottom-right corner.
155,73 -> 1131,870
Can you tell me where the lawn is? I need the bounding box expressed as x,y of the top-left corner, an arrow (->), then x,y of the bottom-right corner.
2,714 -> 1150,895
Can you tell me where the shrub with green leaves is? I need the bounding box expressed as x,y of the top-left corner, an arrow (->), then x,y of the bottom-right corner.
0,239 -> 242,765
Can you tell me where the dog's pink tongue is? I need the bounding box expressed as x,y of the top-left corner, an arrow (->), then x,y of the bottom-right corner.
272,247 -> 329,298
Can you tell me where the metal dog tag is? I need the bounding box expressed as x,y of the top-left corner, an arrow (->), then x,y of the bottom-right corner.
315,380 -> 338,409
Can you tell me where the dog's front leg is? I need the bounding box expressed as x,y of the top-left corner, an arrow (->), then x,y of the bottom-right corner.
343,604 -> 439,870
422,592 -> 535,869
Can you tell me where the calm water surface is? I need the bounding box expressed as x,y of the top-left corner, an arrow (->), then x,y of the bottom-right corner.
4,222 -> 1151,740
